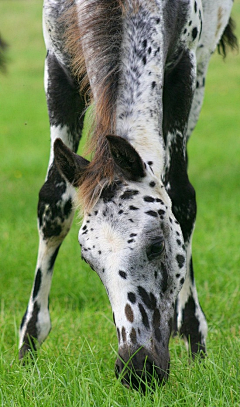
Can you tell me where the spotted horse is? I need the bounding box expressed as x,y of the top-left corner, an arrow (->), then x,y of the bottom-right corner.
19,0 -> 237,391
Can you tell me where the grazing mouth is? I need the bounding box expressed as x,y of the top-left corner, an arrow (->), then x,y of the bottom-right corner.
115,345 -> 170,392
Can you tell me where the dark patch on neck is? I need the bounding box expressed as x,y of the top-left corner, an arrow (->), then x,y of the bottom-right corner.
145,210 -> 158,217
158,209 -> 165,216
127,239 -> 134,244
143,196 -> 155,202
101,181 -> 122,203
120,189 -> 139,200
119,270 -> 127,279
129,205 -> 139,211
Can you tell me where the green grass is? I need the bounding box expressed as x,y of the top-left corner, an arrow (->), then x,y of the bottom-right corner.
0,1 -> 239,405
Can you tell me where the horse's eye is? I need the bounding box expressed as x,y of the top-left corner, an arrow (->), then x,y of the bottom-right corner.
147,238 -> 165,260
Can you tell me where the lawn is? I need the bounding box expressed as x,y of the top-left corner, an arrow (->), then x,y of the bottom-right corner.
0,1 -> 239,406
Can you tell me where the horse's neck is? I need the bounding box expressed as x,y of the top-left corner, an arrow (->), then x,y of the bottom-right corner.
115,2 -> 165,179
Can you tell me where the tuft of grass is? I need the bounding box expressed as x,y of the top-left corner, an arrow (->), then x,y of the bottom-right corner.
0,1 -> 239,406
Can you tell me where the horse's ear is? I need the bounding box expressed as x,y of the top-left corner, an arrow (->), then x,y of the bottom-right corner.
106,135 -> 146,181
54,139 -> 89,187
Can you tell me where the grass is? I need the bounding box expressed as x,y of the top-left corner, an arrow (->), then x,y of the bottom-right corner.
0,1 -> 239,405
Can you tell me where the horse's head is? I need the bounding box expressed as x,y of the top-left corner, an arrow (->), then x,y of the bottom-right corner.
54,136 -> 186,390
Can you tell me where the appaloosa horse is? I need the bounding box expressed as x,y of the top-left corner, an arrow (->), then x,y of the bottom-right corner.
19,0 -> 237,390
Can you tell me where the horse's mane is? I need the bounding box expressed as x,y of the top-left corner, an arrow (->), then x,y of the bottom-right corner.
64,0 -> 129,211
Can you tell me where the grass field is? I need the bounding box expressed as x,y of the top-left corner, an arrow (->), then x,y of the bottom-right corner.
0,1 -> 239,406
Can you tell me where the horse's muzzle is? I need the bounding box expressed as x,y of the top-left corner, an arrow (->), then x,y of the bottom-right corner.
115,345 -> 170,392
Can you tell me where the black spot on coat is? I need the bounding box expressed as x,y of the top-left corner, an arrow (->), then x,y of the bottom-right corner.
145,210 -> 158,217
120,189 -> 139,200
48,245 -> 61,271
129,205 -> 139,211
138,286 -> 157,310
138,303 -> 150,329
128,292 -> 136,304
33,269 -> 42,300
143,196 -> 155,202
176,254 -> 185,268
130,328 -> 137,344
192,27 -> 198,41
119,270 -> 127,279
125,304 -> 134,323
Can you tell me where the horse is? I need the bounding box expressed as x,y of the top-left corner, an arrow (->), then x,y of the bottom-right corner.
19,0 -> 237,391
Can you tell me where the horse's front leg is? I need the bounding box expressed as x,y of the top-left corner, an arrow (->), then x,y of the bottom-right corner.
174,239 -> 208,356
19,43 -> 85,358
175,3 -> 237,356
168,162 -> 208,356
163,43 -> 208,356
173,57 -> 211,356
